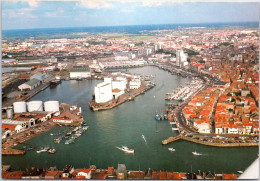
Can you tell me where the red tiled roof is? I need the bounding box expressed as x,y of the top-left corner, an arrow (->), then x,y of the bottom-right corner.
2,124 -> 16,130
112,88 -> 121,93
78,169 -> 91,173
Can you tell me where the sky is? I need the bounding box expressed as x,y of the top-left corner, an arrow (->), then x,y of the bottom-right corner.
2,0 -> 259,30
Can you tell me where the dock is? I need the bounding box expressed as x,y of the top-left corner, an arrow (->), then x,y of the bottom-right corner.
2,148 -> 25,156
162,135 -> 259,147
89,82 -> 155,111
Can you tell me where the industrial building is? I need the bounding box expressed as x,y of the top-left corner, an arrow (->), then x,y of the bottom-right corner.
129,77 -> 141,89
69,67 -> 91,79
30,72 -> 50,83
94,77 -> 128,103
18,78 -> 41,91
94,78 -> 113,103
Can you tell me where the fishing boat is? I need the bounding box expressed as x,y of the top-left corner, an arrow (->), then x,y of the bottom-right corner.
48,148 -> 56,154
168,148 -> 175,152
116,146 -> 134,153
27,147 -> 33,151
36,147 -> 49,153
82,126 -> 89,130
155,114 -> 162,121
54,138 -> 61,144
192,151 -> 202,156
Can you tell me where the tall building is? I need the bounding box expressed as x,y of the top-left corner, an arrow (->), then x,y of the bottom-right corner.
176,49 -> 188,68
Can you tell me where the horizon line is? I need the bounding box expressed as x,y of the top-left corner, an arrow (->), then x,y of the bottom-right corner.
2,21 -> 259,31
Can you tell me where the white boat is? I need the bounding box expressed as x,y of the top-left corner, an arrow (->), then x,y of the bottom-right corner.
168,148 -> 175,152
192,151 -> 202,156
36,147 -> 49,153
116,146 -> 134,153
50,133 -> 54,136
142,135 -> 147,143
237,171 -> 243,174
82,126 -> 89,130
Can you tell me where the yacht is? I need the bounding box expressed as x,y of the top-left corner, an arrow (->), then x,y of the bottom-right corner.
192,151 -> 202,156
168,148 -> 175,152
116,146 -> 134,153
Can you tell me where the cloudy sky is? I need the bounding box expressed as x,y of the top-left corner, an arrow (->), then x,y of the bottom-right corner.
2,0 -> 259,30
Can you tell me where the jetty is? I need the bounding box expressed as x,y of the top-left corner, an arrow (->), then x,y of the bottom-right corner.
89,82 -> 155,111
162,135 -> 259,147
2,148 -> 25,156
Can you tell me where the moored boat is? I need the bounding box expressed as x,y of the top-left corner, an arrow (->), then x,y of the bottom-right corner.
48,148 -> 56,154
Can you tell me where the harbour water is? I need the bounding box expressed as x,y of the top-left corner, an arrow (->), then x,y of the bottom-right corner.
2,66 -> 258,172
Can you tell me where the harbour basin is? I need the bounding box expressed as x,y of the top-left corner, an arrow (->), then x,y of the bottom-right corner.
2,66 -> 258,172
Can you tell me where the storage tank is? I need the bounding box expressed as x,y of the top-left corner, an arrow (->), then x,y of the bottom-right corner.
44,101 -> 59,112
27,101 -> 43,112
13,101 -> 27,113
6,107 -> 13,118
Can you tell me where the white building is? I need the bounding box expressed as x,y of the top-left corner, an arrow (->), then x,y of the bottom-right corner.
94,78 -> 113,103
129,77 -> 141,89
194,121 -> 211,133
70,67 -> 91,79
112,80 -> 126,91
176,49 -> 188,68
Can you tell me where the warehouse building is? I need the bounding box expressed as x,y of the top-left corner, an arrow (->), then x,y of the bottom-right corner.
69,67 -> 91,79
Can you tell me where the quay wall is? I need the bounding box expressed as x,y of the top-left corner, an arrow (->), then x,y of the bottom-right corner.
162,135 -> 259,147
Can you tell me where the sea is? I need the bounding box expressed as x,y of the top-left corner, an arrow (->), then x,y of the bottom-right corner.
2,22 -> 259,41
2,66 -> 258,172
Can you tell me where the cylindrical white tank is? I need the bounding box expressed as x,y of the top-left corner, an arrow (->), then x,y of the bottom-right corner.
27,101 -> 43,112
6,107 -> 13,118
13,101 -> 27,113
44,101 -> 59,112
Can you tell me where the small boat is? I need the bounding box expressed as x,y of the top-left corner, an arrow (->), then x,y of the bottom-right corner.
77,77 -> 83,81
116,146 -> 134,153
27,147 -> 33,151
155,114 -> 161,121
82,126 -> 89,130
128,97 -> 134,101
36,147 -> 49,153
237,171 -> 244,174
50,133 -> 54,136
54,138 -> 61,144
168,148 -> 175,152
48,148 -> 56,154
142,135 -> 147,143
192,151 -> 202,156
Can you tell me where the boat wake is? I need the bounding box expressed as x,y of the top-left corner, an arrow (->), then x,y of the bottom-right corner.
142,135 -> 147,144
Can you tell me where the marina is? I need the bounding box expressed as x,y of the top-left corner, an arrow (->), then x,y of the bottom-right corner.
2,66 -> 258,173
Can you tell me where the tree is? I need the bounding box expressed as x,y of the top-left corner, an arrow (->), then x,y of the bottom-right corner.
227,93 -> 232,96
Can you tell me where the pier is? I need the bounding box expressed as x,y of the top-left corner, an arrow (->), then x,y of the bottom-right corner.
162,135 -> 259,147
2,148 -> 25,156
89,82 -> 155,111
